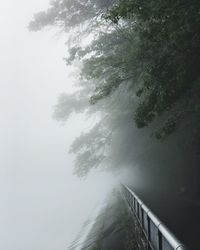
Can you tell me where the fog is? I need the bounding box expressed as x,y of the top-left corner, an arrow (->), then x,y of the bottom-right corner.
0,1 -> 115,249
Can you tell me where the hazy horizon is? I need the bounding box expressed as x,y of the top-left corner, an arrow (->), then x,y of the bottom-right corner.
0,1 -> 115,249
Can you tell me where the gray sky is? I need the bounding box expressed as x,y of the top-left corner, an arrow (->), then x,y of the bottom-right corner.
0,1 -> 115,249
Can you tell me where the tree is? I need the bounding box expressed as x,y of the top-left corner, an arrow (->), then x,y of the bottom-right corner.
69,120 -> 112,177
30,0 -> 200,177
106,0 -> 200,137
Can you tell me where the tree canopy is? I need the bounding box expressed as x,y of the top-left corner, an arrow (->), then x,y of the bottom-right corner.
30,0 -> 200,177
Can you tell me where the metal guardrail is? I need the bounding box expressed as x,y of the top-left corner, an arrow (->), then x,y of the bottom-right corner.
121,184 -> 187,250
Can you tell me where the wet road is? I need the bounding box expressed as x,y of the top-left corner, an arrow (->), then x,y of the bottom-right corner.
128,186 -> 200,250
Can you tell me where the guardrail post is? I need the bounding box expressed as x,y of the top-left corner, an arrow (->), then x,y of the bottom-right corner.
141,208 -> 144,227
158,230 -> 162,250
147,216 -> 151,250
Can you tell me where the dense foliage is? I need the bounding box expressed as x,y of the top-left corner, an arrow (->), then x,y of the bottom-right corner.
30,0 -> 200,177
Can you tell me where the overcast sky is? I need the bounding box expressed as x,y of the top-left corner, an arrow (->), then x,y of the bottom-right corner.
0,1 -> 115,249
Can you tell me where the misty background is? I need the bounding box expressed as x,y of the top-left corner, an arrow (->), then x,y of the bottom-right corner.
1,0 -> 200,249
0,1 -> 115,249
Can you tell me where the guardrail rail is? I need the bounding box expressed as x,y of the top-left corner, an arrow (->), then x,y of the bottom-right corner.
121,184 -> 187,250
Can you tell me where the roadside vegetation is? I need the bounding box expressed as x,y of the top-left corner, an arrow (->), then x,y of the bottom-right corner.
29,0 -> 200,191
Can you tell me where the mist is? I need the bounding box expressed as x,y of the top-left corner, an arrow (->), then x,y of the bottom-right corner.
1,1 -> 200,249
0,1 -> 115,249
